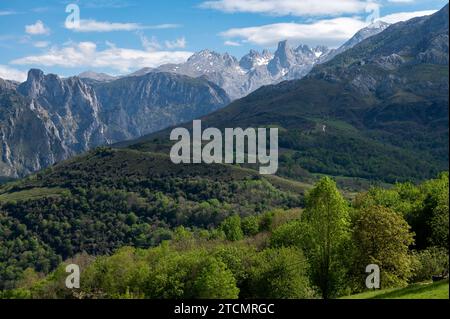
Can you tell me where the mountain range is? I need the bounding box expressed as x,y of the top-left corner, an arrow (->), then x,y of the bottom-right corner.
130,5 -> 449,183
80,21 -> 391,100
0,4 -> 448,291
0,19 -> 393,179
0,71 -> 229,177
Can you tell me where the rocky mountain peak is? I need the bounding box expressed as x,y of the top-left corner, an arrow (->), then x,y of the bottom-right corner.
267,40 -> 327,78
367,20 -> 390,30
78,71 -> 116,82
354,20 -> 390,41
127,67 -> 154,77
262,49 -> 272,58
313,45 -> 329,57
186,49 -> 240,72
275,40 -> 295,61
27,68 -> 45,81
295,44 -> 311,54
239,49 -> 267,70
268,40 -> 295,75
320,21 -> 391,63
19,69 -> 49,98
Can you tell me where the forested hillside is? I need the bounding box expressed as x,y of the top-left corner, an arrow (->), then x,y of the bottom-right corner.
0,3 -> 448,301
0,147 -> 305,290
1,162 -> 447,298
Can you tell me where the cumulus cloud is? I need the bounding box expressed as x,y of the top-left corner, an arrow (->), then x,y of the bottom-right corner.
220,17 -> 367,47
220,9 -> 439,47
0,65 -> 27,82
65,19 -> 181,32
25,20 -> 50,35
377,10 -> 437,24
165,37 -> 187,49
10,42 -> 193,73
224,40 -> 242,47
200,0 -> 369,16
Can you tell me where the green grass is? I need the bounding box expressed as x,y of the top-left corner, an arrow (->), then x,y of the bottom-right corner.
342,280 -> 449,299
0,187 -> 67,203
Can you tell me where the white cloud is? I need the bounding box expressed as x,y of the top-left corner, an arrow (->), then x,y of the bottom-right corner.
200,0 -> 369,16
220,17 -> 367,47
25,20 -> 50,35
65,19 -> 181,32
224,40 -> 242,47
0,65 -> 27,82
138,33 -> 162,51
0,10 -> 17,16
33,41 -> 50,48
377,10 -> 437,24
387,0 -> 414,3
11,42 -> 193,73
165,37 -> 187,49
79,0 -> 133,9
147,24 -> 182,30
219,8 -> 439,47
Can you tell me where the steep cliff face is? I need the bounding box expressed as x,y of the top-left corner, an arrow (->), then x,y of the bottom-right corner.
1,77 -> 70,177
0,71 -> 230,177
18,69 -> 109,153
95,72 -> 229,141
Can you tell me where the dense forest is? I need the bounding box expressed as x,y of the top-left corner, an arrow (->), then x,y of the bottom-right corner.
0,148 -> 447,298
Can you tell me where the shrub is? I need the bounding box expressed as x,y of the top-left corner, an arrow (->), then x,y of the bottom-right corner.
241,216 -> 260,236
411,247 -> 449,282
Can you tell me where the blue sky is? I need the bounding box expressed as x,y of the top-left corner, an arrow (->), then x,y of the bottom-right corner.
0,0 -> 448,81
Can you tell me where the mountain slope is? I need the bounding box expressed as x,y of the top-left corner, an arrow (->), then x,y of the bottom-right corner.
1,77 -> 73,177
95,72 -> 229,142
78,71 -> 117,82
321,20 -> 390,63
131,5 -> 449,183
0,71 -> 230,178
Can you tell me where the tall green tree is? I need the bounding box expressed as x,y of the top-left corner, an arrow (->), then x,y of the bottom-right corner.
351,206 -> 415,289
246,247 -> 316,299
219,215 -> 244,241
408,172 -> 449,249
192,258 -> 239,299
302,177 -> 350,298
